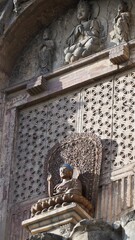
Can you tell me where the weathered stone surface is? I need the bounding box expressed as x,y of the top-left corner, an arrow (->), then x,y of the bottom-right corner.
114,210 -> 135,240
27,232 -> 63,240
45,132 -> 102,207
22,203 -> 92,236
110,1 -> 131,45
69,219 -> 121,240
109,44 -> 129,64
1,1 -> 135,240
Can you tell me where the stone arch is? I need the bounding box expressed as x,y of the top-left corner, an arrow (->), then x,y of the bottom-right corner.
0,0 -> 78,82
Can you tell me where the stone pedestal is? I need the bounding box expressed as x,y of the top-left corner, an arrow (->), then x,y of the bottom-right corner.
22,202 -> 92,237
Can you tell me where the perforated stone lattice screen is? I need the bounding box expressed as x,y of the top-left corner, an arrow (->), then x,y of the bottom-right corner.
113,73 -> 135,168
12,92 -> 80,202
11,73 -> 135,203
82,80 -> 113,173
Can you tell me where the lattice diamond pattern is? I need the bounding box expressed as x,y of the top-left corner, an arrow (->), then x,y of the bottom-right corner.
12,74 -> 135,203
82,80 -> 113,173
12,92 -> 79,202
113,73 -> 135,168
46,94 -> 78,149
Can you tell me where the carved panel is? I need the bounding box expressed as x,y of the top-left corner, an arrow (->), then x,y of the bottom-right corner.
11,92 -> 79,203
112,73 -> 135,169
81,80 -> 113,176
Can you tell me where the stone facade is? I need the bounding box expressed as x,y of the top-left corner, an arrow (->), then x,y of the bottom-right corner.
0,0 -> 135,240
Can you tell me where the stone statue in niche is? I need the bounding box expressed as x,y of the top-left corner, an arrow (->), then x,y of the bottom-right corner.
30,133 -> 103,217
38,28 -> 54,74
47,163 -> 82,197
22,133 -> 103,238
64,0 -> 102,64
31,163 -> 92,217
110,0 -> 131,45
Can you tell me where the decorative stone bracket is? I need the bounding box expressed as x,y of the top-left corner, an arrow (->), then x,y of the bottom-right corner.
109,44 -> 129,65
27,76 -> 46,95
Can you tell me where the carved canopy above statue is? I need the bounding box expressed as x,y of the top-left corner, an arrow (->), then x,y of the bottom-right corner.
45,133 -> 102,207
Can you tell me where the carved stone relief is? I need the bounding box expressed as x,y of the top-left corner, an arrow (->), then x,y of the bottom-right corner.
9,0 -> 135,84
110,0 -> 131,45
64,0 -> 106,64
38,28 -> 55,74
60,223 -> 73,238
46,133 -> 102,206
30,132 -> 102,217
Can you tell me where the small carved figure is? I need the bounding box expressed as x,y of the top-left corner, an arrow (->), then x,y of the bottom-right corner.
110,0 -> 130,45
39,28 -> 54,74
31,163 -> 86,217
48,163 -> 82,197
64,0 -> 101,64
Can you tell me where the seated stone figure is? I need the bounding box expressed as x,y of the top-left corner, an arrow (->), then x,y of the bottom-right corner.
31,163 -> 92,216
48,163 -> 82,196
110,1 -> 130,45
64,0 -> 101,64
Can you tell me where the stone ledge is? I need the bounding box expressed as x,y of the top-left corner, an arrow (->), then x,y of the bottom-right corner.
22,202 -> 92,236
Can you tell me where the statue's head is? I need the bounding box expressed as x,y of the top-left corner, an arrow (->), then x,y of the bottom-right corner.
77,0 -> 91,22
59,163 -> 73,179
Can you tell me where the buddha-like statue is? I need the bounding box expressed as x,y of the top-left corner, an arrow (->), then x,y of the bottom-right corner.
64,0 -> 101,64
48,163 -> 82,197
31,163 -> 92,216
